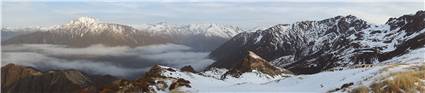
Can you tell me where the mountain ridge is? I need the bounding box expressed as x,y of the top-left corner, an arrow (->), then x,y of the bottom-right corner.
2,17 -> 244,50
208,11 -> 425,74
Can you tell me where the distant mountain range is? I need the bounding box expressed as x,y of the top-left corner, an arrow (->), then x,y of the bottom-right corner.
2,17 -> 243,51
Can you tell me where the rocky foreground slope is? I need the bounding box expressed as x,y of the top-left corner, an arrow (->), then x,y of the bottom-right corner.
1,64 -> 117,93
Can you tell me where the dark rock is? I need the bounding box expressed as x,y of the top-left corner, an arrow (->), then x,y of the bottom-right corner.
341,82 -> 354,89
180,65 -> 195,73
169,78 -> 191,91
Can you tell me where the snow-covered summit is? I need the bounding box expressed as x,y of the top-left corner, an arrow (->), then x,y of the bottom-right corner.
66,16 -> 98,26
185,24 -> 242,38
54,17 -> 137,34
135,22 -> 243,39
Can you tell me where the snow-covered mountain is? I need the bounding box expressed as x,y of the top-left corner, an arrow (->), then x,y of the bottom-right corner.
135,22 -> 241,39
58,16 -> 139,34
133,22 -> 243,50
209,11 -> 425,74
2,17 -> 243,51
2,17 -> 169,47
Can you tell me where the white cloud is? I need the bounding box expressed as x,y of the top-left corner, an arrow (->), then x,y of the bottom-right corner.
3,44 -> 130,56
1,52 -> 147,78
132,43 -> 192,54
2,44 -> 214,78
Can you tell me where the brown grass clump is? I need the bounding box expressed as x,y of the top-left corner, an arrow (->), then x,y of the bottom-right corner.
370,82 -> 384,93
351,65 -> 425,93
370,70 -> 425,93
351,85 -> 369,93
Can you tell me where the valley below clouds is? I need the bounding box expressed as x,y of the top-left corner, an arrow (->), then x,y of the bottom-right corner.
1,43 -> 214,79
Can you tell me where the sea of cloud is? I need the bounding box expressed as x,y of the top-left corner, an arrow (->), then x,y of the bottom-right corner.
1,43 -> 214,79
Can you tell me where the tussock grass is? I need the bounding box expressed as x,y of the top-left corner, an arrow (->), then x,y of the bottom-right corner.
371,69 -> 425,93
379,64 -> 403,73
351,64 -> 425,93
351,85 -> 369,93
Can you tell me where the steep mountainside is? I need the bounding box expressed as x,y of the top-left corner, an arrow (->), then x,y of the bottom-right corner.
209,11 -> 425,74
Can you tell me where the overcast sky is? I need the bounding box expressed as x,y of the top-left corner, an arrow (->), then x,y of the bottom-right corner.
2,0 -> 424,28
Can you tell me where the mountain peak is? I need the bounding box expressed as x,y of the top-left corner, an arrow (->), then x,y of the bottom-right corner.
324,15 -> 362,24
76,16 -> 97,23
221,51 -> 293,78
386,10 -> 425,33
54,16 -> 140,34
67,16 -> 98,25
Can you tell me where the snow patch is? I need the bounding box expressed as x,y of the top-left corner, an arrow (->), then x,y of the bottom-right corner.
248,51 -> 262,59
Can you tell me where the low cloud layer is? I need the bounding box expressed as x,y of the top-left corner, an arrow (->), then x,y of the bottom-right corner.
2,44 -> 214,79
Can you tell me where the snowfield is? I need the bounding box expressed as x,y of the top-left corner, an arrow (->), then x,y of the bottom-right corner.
155,47 -> 425,93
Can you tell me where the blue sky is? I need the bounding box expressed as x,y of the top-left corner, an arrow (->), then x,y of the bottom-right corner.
2,0 -> 424,28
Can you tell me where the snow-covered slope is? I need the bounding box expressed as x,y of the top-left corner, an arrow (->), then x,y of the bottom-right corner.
100,46 -> 425,92
221,58 -> 425,92
186,47 -> 424,92
116,65 -> 292,92
209,10 -> 425,74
